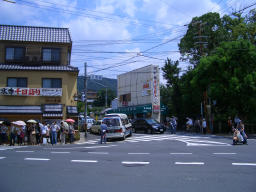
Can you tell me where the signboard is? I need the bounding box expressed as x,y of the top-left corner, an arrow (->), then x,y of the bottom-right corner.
142,81 -> 151,96
0,87 -> 62,96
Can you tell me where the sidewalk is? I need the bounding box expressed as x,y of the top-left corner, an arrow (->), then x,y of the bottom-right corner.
75,132 -> 100,144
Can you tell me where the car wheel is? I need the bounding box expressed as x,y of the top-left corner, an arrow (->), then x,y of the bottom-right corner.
147,129 -> 151,134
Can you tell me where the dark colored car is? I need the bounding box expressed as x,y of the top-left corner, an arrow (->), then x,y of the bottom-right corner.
132,118 -> 165,134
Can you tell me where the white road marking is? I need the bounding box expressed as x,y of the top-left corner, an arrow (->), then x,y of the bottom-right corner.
122,161 -> 150,165
175,162 -> 204,165
213,153 -> 236,155
71,160 -> 98,163
0,157 -> 6,159
128,153 -> 150,155
50,152 -> 70,154
16,151 -> 34,153
170,153 -> 192,155
84,145 -> 117,149
88,152 -> 109,155
24,158 -> 50,161
232,163 -> 256,166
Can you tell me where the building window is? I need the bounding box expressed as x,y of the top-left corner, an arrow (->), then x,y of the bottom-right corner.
42,78 -> 62,88
42,48 -> 60,62
7,78 -> 27,87
6,47 -> 25,61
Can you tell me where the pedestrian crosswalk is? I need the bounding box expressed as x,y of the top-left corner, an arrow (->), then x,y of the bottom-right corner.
75,134 -> 231,146
0,146 -> 27,151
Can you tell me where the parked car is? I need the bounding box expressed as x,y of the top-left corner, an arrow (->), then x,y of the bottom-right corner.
132,118 -> 165,134
90,120 -> 102,135
103,113 -> 132,140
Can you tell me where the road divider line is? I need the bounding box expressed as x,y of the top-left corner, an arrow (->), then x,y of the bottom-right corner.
122,161 -> 150,165
24,158 -> 50,161
50,152 -> 70,154
170,153 -> 192,155
88,152 -> 109,155
0,157 -> 6,159
213,153 -> 236,155
175,162 -> 204,165
71,160 -> 98,163
128,153 -> 150,155
232,163 -> 256,166
16,151 -> 34,153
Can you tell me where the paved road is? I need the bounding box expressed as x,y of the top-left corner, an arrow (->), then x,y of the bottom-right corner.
0,133 -> 255,192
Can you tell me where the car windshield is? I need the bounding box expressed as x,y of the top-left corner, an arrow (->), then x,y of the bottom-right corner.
145,119 -> 158,125
103,118 -> 120,127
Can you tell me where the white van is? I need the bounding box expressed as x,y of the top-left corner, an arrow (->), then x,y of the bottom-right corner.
103,113 -> 132,140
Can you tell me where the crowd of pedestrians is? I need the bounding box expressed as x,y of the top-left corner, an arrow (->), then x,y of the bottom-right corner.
0,120 -> 75,146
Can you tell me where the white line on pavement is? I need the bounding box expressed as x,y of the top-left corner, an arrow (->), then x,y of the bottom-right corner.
232,163 -> 256,166
122,161 -> 150,165
0,157 -> 6,159
16,151 -> 34,153
24,158 -> 50,161
128,153 -> 150,155
50,152 -> 71,154
88,152 -> 109,155
213,153 -> 237,155
71,160 -> 98,163
84,145 -> 117,149
175,162 -> 204,165
170,153 -> 192,155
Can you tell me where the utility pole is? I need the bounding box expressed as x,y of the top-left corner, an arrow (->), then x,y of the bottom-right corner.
105,87 -> 108,108
193,21 -> 211,133
84,62 -> 87,137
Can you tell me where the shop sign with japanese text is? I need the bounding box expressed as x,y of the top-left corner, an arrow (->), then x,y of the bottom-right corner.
0,87 -> 62,96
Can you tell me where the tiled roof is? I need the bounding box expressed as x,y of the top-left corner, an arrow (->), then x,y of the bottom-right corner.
0,25 -> 71,43
0,64 -> 79,72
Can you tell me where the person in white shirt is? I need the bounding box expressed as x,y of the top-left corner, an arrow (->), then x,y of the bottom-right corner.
41,123 -> 49,144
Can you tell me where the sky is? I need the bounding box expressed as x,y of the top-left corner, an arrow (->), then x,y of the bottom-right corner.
0,0 -> 255,84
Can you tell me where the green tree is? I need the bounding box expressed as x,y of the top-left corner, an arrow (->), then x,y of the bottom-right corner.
179,12 -> 245,65
93,89 -> 116,107
191,40 -> 256,120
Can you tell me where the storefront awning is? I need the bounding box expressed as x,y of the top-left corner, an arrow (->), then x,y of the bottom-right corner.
0,105 -> 42,114
67,106 -> 78,116
43,113 -> 63,117
43,104 -> 63,117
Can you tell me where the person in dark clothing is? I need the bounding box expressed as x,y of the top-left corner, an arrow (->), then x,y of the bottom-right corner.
35,123 -> 41,145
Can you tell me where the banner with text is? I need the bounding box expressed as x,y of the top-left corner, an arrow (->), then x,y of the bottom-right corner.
0,87 -> 62,96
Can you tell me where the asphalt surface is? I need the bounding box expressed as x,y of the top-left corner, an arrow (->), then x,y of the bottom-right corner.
0,132 -> 255,192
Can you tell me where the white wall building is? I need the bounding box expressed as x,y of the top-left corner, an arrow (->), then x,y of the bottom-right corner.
113,65 -> 160,122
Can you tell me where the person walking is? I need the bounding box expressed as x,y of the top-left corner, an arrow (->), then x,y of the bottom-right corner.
67,122 -> 74,144
100,121 -> 107,144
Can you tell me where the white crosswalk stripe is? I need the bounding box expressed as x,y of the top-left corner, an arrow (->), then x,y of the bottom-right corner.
0,146 -> 27,151
75,134 -> 230,147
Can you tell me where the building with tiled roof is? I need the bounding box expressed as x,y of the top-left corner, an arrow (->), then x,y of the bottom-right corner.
0,24 -> 79,124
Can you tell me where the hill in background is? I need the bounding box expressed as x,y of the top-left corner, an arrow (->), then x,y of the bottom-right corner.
77,76 -> 117,94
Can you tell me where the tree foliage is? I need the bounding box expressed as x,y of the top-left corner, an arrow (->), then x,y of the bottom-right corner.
162,9 -> 256,132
